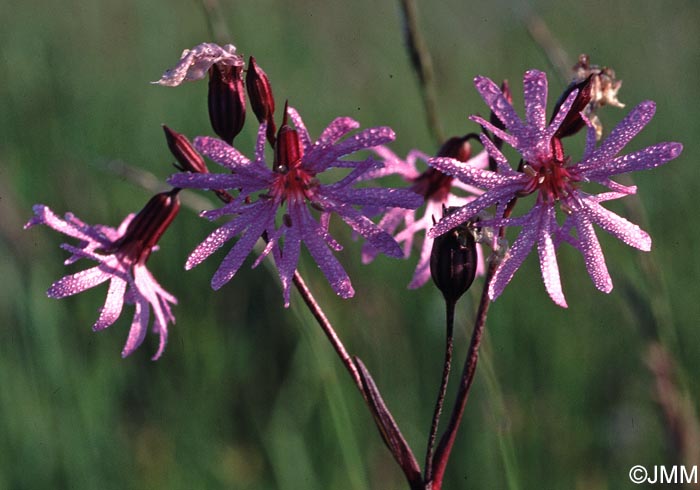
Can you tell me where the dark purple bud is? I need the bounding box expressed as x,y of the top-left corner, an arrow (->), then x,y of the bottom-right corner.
208,63 -> 246,144
163,125 -> 208,173
115,189 -> 181,263
430,208 -> 477,303
246,56 -> 276,144
274,102 -> 303,171
552,74 -> 593,139
164,125 -> 234,204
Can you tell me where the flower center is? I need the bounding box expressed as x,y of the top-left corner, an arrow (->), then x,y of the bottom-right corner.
271,123 -> 318,203
520,138 -> 579,203
271,165 -> 318,203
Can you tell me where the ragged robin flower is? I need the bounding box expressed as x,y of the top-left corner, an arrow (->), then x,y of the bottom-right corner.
24,191 -> 180,359
429,70 -> 682,307
169,105 -> 423,306
361,137 -> 488,289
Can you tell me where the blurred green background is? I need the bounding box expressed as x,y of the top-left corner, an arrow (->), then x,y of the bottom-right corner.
1,0 -> 698,488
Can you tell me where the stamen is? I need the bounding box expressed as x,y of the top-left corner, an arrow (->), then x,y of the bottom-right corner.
523,164 -> 538,177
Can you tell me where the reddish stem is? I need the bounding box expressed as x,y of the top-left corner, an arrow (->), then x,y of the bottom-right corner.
424,299 -> 456,482
211,189 -> 366,397
292,271 -> 365,397
430,259 -> 497,489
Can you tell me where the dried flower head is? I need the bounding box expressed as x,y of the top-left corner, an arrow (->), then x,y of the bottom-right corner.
573,54 -> 625,110
571,54 -> 625,139
152,43 -> 244,87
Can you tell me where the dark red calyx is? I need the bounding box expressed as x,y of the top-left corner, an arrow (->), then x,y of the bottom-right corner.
274,103 -> 303,171
208,64 -> 246,144
163,125 -> 208,173
551,74 -> 593,139
246,56 -> 276,145
430,207 -> 478,303
114,190 -> 181,263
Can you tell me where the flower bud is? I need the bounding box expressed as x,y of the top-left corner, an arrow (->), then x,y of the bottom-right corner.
246,56 -> 276,144
115,190 -> 181,263
208,63 -> 246,144
552,74 -> 593,139
163,125 -> 208,173
430,209 -> 477,303
274,103 -> 303,171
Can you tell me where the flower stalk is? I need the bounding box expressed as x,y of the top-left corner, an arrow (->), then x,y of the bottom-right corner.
430,256 -> 498,490
424,297 -> 455,484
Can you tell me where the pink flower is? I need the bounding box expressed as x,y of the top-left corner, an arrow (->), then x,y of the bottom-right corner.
361,140 -> 488,289
152,43 -> 244,87
24,191 -> 180,359
429,70 -> 682,307
169,106 -> 423,306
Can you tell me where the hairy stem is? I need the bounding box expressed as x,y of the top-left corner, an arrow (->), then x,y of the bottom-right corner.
424,299 -> 456,482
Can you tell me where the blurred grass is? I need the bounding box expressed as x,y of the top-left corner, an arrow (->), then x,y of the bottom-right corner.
1,0 -> 699,488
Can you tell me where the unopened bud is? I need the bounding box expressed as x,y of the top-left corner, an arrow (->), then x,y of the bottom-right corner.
430,209 -> 478,303
115,190 -> 181,263
163,125 -> 208,173
208,63 -> 246,144
246,56 -> 276,144
274,103 -> 303,171
552,74 -> 593,139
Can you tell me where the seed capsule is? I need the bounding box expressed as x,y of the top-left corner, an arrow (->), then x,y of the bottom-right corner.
430,209 -> 478,302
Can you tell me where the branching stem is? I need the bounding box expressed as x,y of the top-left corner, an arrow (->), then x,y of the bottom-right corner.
429,259 -> 497,490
